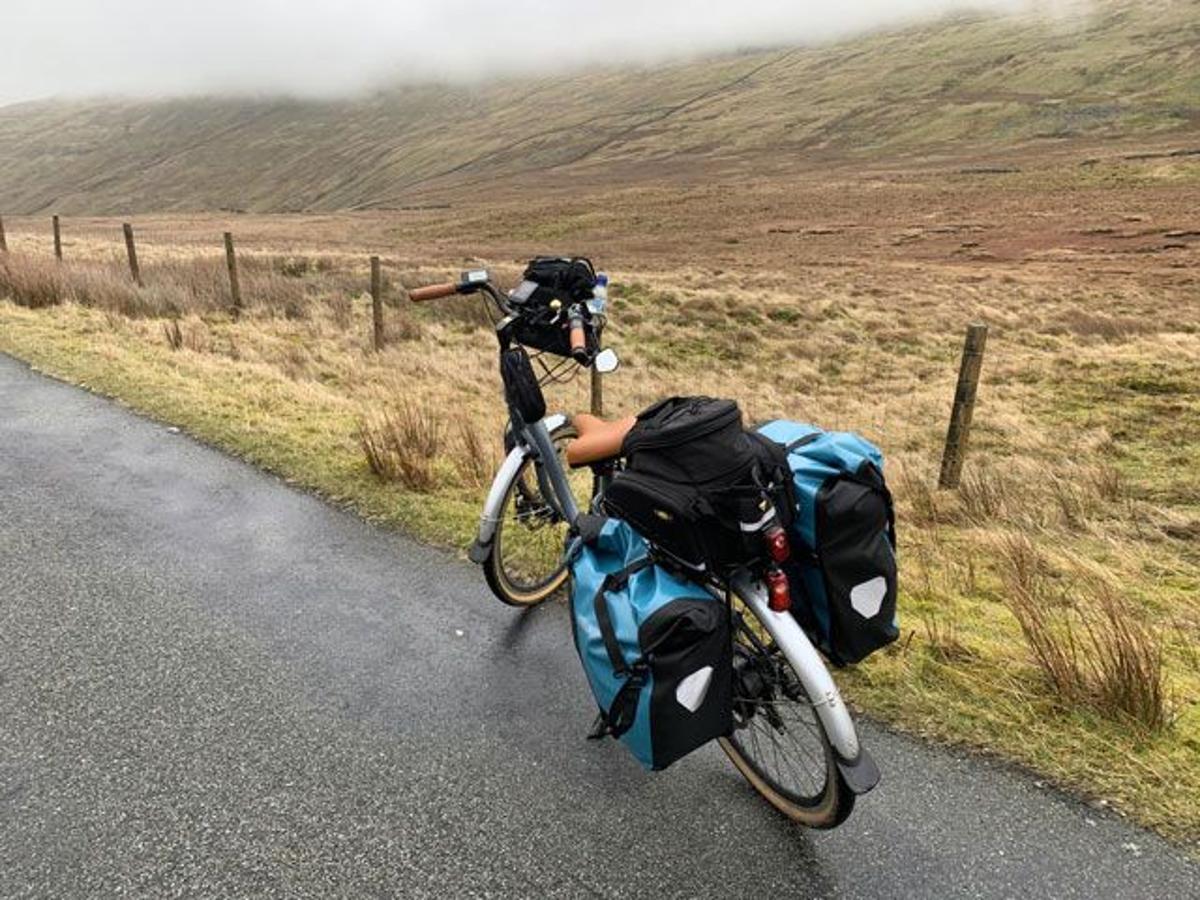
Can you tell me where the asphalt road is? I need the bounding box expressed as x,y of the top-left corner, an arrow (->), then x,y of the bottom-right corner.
0,353 -> 1196,899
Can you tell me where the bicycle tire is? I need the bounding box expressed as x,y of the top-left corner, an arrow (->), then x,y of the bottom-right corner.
482,422 -> 583,607
719,602 -> 855,828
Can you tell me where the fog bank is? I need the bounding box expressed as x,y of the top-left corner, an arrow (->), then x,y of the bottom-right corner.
2,0 -> 1073,106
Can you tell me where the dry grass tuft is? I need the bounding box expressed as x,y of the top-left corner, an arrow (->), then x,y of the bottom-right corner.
454,420 -> 499,488
0,254 -> 70,308
894,463 -> 941,526
1049,473 -> 1096,531
357,400 -> 447,492
388,309 -> 425,342
1000,534 -> 1169,732
958,461 -> 1013,523
1089,463 -> 1125,503
1053,308 -> 1158,342
163,319 -> 184,351
324,295 -> 349,330
1085,592 -> 1171,733
921,611 -> 974,663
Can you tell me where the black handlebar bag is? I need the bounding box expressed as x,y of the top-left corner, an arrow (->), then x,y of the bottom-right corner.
508,257 -> 599,358
523,256 -> 597,302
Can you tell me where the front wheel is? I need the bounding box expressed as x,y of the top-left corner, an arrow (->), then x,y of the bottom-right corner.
482,422 -> 591,607
719,600 -> 854,828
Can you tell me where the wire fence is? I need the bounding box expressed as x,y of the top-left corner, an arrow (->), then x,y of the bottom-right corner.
0,211 -> 989,479
0,212 -> 448,297
0,212 -> 619,418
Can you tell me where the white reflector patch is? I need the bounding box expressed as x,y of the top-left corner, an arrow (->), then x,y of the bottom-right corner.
675,666 -> 714,713
850,576 -> 888,618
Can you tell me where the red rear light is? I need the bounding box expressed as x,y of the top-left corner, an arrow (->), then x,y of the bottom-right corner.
763,524 -> 791,564
766,567 -> 791,613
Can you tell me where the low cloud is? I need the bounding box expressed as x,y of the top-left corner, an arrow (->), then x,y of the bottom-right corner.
2,0 -> 1055,106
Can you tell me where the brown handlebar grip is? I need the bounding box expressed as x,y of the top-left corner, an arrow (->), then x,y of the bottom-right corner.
409,282 -> 458,302
570,321 -> 587,355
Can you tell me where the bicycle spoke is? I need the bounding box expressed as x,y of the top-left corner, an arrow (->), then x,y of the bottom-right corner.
493,427 -> 589,596
755,716 -> 824,791
728,599 -> 831,804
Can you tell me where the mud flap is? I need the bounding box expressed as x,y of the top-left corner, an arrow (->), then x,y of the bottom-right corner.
468,538 -> 491,564
836,746 -> 881,795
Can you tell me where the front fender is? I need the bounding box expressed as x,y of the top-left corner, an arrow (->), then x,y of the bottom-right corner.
468,413 -> 568,563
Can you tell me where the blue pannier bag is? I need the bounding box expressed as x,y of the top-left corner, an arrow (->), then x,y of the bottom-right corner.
569,516 -> 732,770
756,421 -> 898,666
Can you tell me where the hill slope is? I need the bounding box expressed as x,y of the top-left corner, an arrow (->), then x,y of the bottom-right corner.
0,0 -> 1197,214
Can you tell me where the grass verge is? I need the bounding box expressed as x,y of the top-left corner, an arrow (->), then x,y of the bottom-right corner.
2,243 -> 1197,850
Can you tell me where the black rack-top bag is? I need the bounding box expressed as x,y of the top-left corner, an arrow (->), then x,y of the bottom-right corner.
621,396 -> 746,483
602,397 -> 795,575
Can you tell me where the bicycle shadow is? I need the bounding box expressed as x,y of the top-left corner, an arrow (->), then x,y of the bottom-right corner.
498,604 -> 546,651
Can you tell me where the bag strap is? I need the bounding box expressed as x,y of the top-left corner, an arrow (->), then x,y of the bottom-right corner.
597,668 -> 648,740
574,513 -> 609,546
785,432 -> 822,452
593,556 -> 653,676
590,555 -> 654,741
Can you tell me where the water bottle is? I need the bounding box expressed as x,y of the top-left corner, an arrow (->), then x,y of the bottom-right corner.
589,272 -> 609,316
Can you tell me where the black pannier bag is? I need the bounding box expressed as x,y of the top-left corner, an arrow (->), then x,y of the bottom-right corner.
803,464 -> 897,664
756,421 -> 899,666
601,397 -> 794,575
507,257 -> 599,358
570,516 -> 733,770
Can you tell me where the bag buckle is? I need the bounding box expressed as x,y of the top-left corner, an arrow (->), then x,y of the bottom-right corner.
586,712 -> 611,741
592,659 -> 650,742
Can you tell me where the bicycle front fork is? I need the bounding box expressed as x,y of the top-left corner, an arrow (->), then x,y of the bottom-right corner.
468,414 -> 571,564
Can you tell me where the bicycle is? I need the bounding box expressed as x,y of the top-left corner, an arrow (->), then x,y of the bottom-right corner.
409,269 -> 879,827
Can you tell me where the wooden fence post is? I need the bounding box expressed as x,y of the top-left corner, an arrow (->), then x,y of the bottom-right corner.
53,215 -> 62,261
123,223 -> 142,286
590,319 -> 606,416
938,323 -> 989,489
223,232 -> 242,315
590,321 -> 604,417
370,255 -> 384,351
0,214 -> 7,252
590,366 -> 604,417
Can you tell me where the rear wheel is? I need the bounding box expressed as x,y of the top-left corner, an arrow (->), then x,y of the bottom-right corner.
482,423 -> 591,607
719,601 -> 854,828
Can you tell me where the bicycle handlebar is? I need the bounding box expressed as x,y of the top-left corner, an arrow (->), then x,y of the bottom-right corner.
567,305 -> 589,364
409,282 -> 459,302
408,276 -> 594,364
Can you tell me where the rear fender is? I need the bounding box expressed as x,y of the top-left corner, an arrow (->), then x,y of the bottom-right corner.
729,570 -> 866,769
836,747 -> 881,796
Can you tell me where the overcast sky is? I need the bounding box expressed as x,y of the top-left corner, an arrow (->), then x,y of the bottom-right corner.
2,0 -> 1051,107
